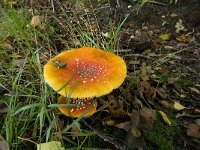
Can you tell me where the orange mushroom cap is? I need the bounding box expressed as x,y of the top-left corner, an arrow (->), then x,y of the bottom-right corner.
44,47 -> 127,98
58,96 -> 97,118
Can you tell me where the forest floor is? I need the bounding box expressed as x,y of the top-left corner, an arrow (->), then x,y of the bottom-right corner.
0,0 -> 200,150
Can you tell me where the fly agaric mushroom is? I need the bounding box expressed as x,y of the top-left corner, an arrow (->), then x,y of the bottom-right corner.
44,47 -> 127,98
58,96 -> 97,117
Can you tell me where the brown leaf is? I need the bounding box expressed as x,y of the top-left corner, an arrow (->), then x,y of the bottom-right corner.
125,110 -> 147,149
0,139 -> 9,150
131,127 -> 141,137
1,41 -> 13,50
31,16 -> 42,28
115,121 -> 131,132
107,96 -> 127,117
12,59 -> 28,67
140,107 -> 154,129
139,81 -> 156,105
130,110 -> 142,137
184,123 -> 200,138
131,110 -> 140,128
156,87 -> 167,99
0,107 -> 8,114
176,35 -> 192,43
195,119 -> 200,126
159,100 -> 173,109
71,122 -> 81,140
158,65 -> 171,74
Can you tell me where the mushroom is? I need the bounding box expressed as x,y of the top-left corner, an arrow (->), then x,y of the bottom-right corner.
44,47 -> 127,99
58,96 -> 97,118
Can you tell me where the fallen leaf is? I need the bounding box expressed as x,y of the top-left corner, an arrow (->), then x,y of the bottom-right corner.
170,13 -> 177,17
133,96 -> 143,109
71,121 -> 81,140
159,100 -> 173,109
176,35 -> 192,43
174,102 -> 186,111
0,139 -> 9,150
31,16 -> 42,28
102,32 -> 109,38
156,65 -> 171,74
175,19 -> 186,33
107,96 -> 127,117
131,110 -> 140,128
0,107 -> 8,114
160,34 -> 170,40
158,111 -> 172,126
195,119 -> 200,126
184,123 -> 200,138
164,45 -> 175,50
195,108 -> 200,113
1,41 -> 13,50
115,121 -> 131,132
106,120 -> 115,126
126,132 -> 147,150
140,107 -> 154,129
36,141 -> 65,150
131,127 -> 141,137
12,59 -> 28,67
156,87 -> 167,99
139,81 -> 156,105
189,87 -> 200,94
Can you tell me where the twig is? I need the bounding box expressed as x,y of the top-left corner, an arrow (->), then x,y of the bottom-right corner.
113,49 -> 132,53
176,112 -> 200,118
51,0 -> 55,13
18,137 -> 37,145
149,1 -> 167,6
82,120 -> 125,150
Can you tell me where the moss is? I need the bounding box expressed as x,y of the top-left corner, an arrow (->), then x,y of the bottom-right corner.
145,110 -> 182,150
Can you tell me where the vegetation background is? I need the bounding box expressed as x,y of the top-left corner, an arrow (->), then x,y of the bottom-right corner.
0,0 -> 200,149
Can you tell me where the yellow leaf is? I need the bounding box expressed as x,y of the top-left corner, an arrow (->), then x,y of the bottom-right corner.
174,102 -> 185,111
106,120 -> 115,126
37,141 -> 65,150
160,34 -> 170,40
31,16 -> 42,28
189,87 -> 200,94
158,111 -> 172,126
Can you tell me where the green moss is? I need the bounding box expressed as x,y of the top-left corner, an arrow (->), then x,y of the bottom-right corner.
145,111 -> 182,150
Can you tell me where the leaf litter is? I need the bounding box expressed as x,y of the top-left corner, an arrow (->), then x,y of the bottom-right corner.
1,0 -> 200,149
